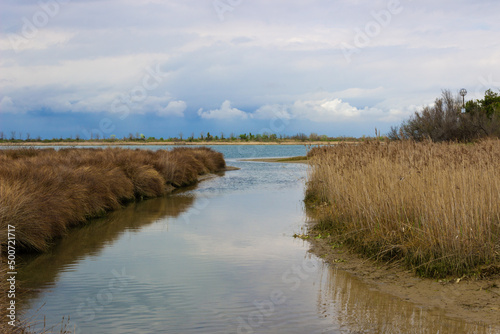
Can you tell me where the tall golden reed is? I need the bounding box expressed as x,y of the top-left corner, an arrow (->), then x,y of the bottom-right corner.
0,147 -> 225,253
306,140 -> 500,277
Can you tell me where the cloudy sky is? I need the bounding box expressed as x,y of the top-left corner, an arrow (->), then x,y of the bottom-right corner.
1,0 -> 499,139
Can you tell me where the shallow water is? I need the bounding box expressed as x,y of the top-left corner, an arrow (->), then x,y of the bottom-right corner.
17,145 -> 495,333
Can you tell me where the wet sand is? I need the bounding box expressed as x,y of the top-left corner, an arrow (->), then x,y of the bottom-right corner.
308,235 -> 500,330
241,156 -> 308,163
259,154 -> 500,330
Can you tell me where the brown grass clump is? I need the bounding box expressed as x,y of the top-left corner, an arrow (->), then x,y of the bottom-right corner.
306,139 -> 500,277
0,147 -> 225,253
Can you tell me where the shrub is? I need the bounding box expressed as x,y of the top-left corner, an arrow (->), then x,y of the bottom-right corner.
389,89 -> 500,142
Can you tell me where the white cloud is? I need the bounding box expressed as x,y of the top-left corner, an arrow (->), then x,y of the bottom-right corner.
290,98 -> 362,121
253,104 -> 291,120
195,96 -> 413,124
1,30 -> 75,52
157,100 -> 186,117
2,0 -> 500,136
197,100 -> 249,120
0,54 -> 169,91
0,96 -> 15,113
332,87 -> 385,99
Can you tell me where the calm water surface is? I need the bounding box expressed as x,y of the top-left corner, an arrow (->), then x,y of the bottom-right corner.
17,145 -> 495,333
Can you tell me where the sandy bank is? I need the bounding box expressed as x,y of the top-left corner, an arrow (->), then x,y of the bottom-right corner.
307,234 -> 500,330
241,156 -> 308,163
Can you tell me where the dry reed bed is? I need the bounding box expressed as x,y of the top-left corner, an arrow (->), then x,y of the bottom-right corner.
0,147 -> 225,253
306,140 -> 500,277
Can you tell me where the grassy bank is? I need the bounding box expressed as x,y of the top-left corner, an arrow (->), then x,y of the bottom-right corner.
306,140 -> 500,278
0,147 -> 225,253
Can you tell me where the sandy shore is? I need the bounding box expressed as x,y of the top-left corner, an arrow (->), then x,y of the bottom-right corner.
241,156 -> 308,163
308,234 -> 500,330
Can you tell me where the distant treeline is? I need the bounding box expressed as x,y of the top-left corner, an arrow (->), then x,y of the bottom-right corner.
5,89 -> 497,144
0,132 -> 363,143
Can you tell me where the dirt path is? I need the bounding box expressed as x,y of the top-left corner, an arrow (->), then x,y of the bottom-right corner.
308,235 -> 500,331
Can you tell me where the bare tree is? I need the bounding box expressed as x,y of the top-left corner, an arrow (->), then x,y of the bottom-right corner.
178,132 -> 183,140
26,133 -> 31,141
0,131 -> 4,140
391,89 -> 499,142
10,131 -> 16,140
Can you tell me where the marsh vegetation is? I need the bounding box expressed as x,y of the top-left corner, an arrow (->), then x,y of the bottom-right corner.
0,147 -> 225,253
306,140 -> 500,277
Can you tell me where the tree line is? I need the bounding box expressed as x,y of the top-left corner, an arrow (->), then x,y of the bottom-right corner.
0,131 -> 360,143
4,89 -> 497,144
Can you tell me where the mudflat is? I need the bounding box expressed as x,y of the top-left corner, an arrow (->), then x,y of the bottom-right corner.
309,235 -> 500,331
241,156 -> 308,163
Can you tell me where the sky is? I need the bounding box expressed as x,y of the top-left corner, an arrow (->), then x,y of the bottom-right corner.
0,0 -> 499,140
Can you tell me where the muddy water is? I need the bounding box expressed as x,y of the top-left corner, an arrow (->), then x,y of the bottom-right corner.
18,146 -> 495,333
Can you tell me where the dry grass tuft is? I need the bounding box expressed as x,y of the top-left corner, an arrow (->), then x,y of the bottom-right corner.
306,139 -> 500,277
0,147 -> 225,253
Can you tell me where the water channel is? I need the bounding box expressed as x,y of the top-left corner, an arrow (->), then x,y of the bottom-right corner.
16,145 -> 494,333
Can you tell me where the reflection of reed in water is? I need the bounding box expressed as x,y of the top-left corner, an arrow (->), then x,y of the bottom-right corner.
316,264 -> 494,334
17,194 -> 195,289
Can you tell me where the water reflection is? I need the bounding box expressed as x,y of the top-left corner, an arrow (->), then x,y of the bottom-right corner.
316,263 -> 494,334
18,194 -> 195,289
16,150 -> 498,333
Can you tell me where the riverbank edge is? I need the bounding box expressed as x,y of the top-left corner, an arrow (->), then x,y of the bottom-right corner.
0,147 -> 233,254
306,232 -> 500,330
1,163 -> 238,333
2,165 -> 239,254
255,157 -> 500,329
